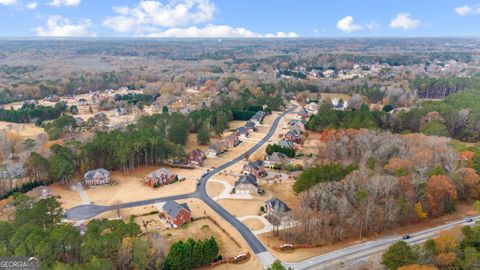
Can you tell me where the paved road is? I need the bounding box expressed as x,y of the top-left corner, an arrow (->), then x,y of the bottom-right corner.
285,216 -> 480,270
65,105 -> 480,270
66,105 -> 296,253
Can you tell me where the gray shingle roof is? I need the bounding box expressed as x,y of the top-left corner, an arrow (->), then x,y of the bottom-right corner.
235,174 -> 258,187
84,168 -> 109,180
266,198 -> 291,214
163,200 -> 191,218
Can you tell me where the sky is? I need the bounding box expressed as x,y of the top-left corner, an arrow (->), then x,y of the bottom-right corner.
0,0 -> 479,37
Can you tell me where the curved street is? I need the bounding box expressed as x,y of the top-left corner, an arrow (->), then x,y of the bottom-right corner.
66,105 -> 296,260
65,105 -> 479,269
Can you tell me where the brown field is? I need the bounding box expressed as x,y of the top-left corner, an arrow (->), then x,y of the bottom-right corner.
243,218 -> 266,231
93,198 -> 263,270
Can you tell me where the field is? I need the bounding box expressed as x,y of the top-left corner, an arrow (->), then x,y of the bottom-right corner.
95,198 -> 263,270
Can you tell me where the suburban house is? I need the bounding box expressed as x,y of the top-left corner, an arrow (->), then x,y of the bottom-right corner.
223,133 -> 240,148
187,149 -> 206,166
297,108 -> 308,120
285,130 -> 302,144
234,174 -> 260,195
306,102 -> 319,114
27,186 -> 52,200
242,160 -> 267,177
264,152 -> 291,166
250,111 -> 266,125
84,168 -> 111,186
245,121 -> 257,132
161,200 -> 192,228
278,139 -> 295,149
208,141 -> 227,157
289,120 -> 305,133
78,98 -> 88,106
265,198 -> 292,221
235,126 -> 249,139
144,168 -> 178,187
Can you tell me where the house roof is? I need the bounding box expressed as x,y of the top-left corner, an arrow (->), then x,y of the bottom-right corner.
147,168 -> 176,178
163,200 -> 191,218
251,111 -> 266,121
188,149 -> 205,158
245,121 -> 256,128
298,108 -> 308,115
278,139 -> 294,149
209,141 -> 225,151
266,152 -> 289,163
84,168 -> 109,180
236,126 -> 248,134
235,174 -> 258,187
287,129 -> 301,137
266,198 -> 291,214
247,160 -> 264,170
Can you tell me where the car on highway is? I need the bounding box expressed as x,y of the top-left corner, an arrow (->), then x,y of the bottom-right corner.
465,217 -> 474,223
402,235 -> 412,240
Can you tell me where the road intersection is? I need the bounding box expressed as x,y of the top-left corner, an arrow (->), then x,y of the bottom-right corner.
65,105 -> 478,269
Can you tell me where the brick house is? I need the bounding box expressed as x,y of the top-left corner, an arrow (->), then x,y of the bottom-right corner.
162,200 -> 191,228
187,149 -> 206,166
84,168 -> 111,186
264,152 -> 290,166
144,168 -> 178,187
234,174 -> 260,195
250,111 -> 266,125
223,133 -> 240,148
285,130 -> 302,144
245,121 -> 257,133
235,126 -> 249,139
242,160 -> 267,177
265,198 -> 292,221
208,141 -> 227,157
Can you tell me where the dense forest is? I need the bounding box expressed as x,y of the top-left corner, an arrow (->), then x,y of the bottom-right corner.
307,88 -> 480,143
0,194 -> 164,269
281,130 -> 477,245
0,102 -> 66,123
382,223 -> 480,270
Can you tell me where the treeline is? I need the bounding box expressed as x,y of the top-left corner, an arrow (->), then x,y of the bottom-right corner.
266,144 -> 295,158
293,164 -> 357,193
165,237 -> 220,269
0,194 -> 164,269
382,224 -> 480,270
306,103 -> 381,131
411,76 -> 480,99
307,88 -> 480,142
0,102 -> 66,123
281,130 -> 479,245
113,93 -> 158,105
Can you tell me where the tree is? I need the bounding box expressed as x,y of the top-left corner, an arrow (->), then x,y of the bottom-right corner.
197,121 -> 210,145
382,241 -> 418,270
69,105 -> 78,115
266,260 -> 293,270
25,152 -> 50,183
23,138 -> 36,152
426,175 -> 457,216
414,202 -> 428,220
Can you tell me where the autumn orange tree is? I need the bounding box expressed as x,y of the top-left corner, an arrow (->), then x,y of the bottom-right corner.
426,175 -> 457,216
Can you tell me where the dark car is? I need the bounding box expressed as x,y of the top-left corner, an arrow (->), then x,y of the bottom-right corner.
402,235 -> 412,240
465,217 -> 474,223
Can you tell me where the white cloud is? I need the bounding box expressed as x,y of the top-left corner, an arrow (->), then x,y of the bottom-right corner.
35,15 -> 96,37
336,16 -> 362,32
103,0 -> 297,38
146,24 -> 297,38
49,0 -> 81,7
103,0 -> 216,33
455,4 -> 480,15
0,0 -> 16,5
26,2 -> 37,9
389,13 -> 420,30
